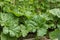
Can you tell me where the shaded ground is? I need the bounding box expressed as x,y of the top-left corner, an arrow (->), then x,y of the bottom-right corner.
18,32 -> 50,40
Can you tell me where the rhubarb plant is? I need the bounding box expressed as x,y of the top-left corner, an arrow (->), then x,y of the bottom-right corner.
0,0 -> 60,40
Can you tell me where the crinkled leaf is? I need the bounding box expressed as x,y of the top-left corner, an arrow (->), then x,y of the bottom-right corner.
49,8 -> 60,18
0,13 -> 21,37
20,25 -> 28,37
11,8 -> 23,17
37,28 -> 47,36
49,29 -> 60,40
1,33 -> 17,40
3,27 -> 8,34
0,13 -> 19,27
3,25 -> 21,37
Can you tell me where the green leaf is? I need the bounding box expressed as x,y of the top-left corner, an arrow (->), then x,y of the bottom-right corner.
0,2 -> 4,6
47,0 -> 60,3
24,11 -> 32,18
0,13 -> 19,26
3,6 -> 11,13
5,0 -> 11,1
0,13 -> 21,37
49,29 -> 60,40
3,27 -> 8,34
1,33 -> 17,40
20,25 -> 28,37
37,28 -> 47,36
57,24 -> 60,29
49,8 -> 60,18
3,25 -> 21,37
12,8 -> 23,17
25,20 -> 37,32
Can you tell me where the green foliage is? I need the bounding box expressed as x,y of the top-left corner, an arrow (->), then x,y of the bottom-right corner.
49,8 -> 60,18
37,28 -> 47,36
1,33 -> 17,40
49,29 -> 60,40
0,0 -> 60,40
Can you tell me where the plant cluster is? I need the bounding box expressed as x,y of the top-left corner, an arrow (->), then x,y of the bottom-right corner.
0,0 -> 60,40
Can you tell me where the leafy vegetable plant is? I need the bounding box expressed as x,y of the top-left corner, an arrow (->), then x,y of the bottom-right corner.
0,0 -> 60,40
